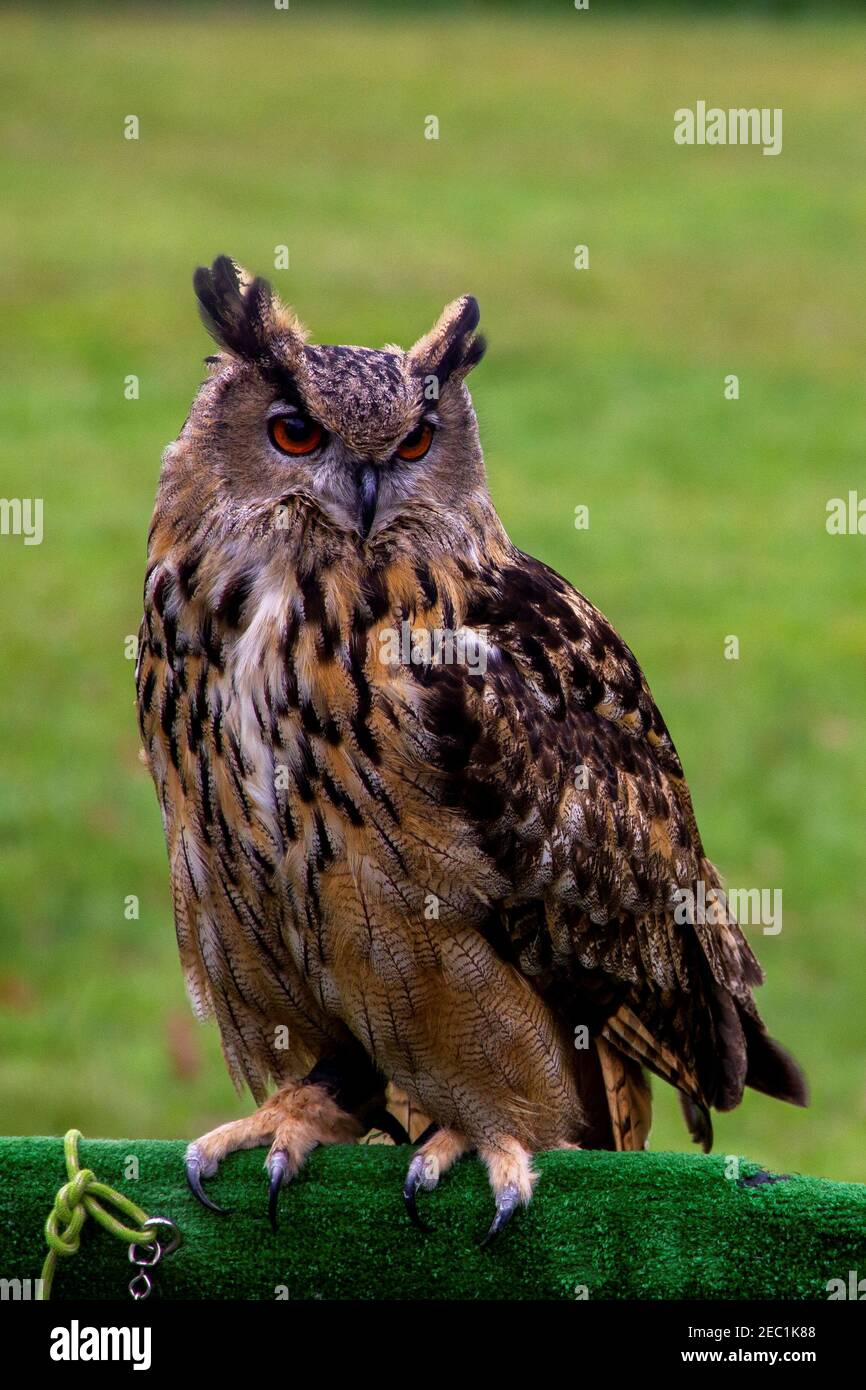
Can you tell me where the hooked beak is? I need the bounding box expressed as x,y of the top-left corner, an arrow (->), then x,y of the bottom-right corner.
357,462 -> 380,539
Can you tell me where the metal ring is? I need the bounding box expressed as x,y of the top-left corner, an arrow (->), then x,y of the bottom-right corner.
129,1239 -> 162,1268
143,1215 -> 182,1258
129,1271 -> 153,1301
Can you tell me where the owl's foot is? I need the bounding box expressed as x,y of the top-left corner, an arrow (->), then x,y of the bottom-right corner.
185,1079 -> 364,1228
479,1138 -> 538,1246
403,1127 -> 474,1231
403,1130 -> 538,1244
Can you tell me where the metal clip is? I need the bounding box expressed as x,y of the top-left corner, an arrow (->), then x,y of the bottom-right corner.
129,1271 -> 153,1300
127,1215 -> 182,1300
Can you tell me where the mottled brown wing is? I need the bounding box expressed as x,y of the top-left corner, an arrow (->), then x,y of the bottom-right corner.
401,550 -> 800,1126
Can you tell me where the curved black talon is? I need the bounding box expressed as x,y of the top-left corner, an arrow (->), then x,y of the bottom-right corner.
267,1151 -> 291,1233
403,1152 -> 433,1233
185,1146 -> 230,1215
481,1182 -> 520,1247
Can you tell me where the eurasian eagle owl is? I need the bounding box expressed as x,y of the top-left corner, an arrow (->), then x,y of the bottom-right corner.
136,257 -> 806,1242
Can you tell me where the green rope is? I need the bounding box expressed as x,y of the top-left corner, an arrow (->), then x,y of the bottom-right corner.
39,1129 -> 158,1300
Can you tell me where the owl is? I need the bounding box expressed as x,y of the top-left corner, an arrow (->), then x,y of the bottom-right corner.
136,257 -> 806,1243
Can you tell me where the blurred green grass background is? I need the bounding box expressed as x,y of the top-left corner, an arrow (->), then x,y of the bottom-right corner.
0,5 -> 864,1181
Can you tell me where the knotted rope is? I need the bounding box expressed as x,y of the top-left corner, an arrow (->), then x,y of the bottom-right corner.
40,1129 -> 164,1300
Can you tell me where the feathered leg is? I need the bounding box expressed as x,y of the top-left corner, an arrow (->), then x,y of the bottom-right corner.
186,1078 -> 364,1228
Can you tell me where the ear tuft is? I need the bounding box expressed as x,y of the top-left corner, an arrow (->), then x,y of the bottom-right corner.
408,295 -> 486,390
193,255 -> 307,365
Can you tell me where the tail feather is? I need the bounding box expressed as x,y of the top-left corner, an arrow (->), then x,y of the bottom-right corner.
602,1004 -> 714,1149
595,1036 -> 652,1151
741,1008 -> 809,1107
601,1003 -> 701,1097
678,1091 -> 713,1152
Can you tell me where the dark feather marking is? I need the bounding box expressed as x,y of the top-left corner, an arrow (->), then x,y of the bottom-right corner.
322,713 -> 341,745
414,564 -> 436,608
140,666 -> 156,715
224,743 -> 252,820
347,629 -> 380,764
321,770 -> 365,828
161,672 -> 179,770
187,688 -> 202,753
300,701 -> 321,737
197,743 -> 213,837
313,809 -> 334,870
300,570 -> 338,661
211,688 -> 224,755
218,846 -> 239,888
215,568 -> 256,630
177,548 -> 203,601
179,829 -> 200,902
367,818 -> 408,875
356,568 -> 391,628
199,615 -> 223,670
351,715 -> 380,765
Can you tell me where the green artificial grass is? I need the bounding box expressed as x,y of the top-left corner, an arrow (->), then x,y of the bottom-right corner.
2,1137 -> 864,1300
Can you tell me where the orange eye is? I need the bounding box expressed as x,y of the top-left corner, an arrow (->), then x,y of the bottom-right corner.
268,414 -> 324,456
396,421 -> 434,461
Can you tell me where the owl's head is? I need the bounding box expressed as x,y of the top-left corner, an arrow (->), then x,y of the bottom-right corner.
163,256 -> 489,552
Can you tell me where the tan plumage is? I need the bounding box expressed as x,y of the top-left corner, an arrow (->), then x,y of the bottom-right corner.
136,257 -> 806,1235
